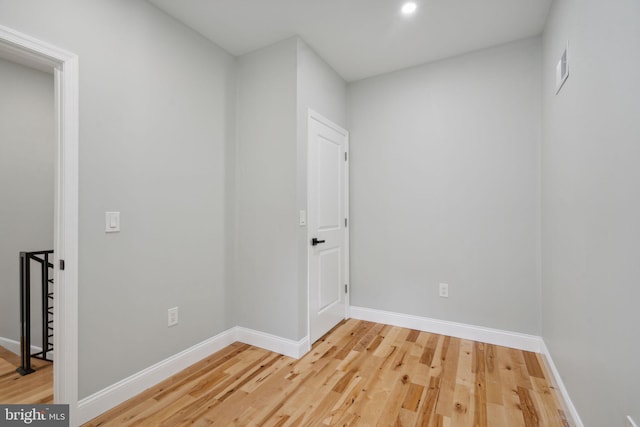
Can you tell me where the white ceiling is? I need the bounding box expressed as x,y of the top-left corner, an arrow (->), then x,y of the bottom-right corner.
149,0 -> 552,82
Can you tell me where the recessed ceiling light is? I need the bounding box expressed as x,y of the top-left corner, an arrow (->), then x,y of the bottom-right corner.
401,2 -> 417,15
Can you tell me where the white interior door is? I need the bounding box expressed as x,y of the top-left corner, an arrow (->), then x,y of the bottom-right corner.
308,110 -> 349,344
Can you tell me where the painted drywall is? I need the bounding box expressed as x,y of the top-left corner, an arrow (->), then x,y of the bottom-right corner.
542,0 -> 640,424
347,38 -> 542,334
232,38 -> 347,342
0,0 -> 236,398
296,38 -> 347,339
0,57 -> 54,350
233,38 -> 300,340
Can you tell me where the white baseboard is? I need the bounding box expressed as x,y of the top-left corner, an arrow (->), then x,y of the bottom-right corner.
540,341 -> 584,427
76,326 -> 310,425
235,327 -> 309,359
73,310 -> 585,427
0,336 -> 47,358
349,306 -> 543,353
77,328 -> 237,425
0,336 -> 23,355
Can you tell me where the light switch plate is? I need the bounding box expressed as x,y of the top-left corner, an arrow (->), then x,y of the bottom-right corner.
105,212 -> 120,233
299,210 -> 307,226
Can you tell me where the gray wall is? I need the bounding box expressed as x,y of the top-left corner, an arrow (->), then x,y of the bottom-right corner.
233,38 -> 300,340
11,5 -> 636,425
0,3 -> 346,398
232,38 -> 347,341
347,38 -> 542,334
542,0 -> 640,425
0,58 -> 54,349
0,0 -> 236,398
296,38 -> 347,338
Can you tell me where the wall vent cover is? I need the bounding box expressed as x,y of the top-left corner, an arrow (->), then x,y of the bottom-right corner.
556,43 -> 569,94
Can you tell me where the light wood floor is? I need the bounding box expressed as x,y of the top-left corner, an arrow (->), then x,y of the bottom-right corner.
0,345 -> 53,404
85,319 -> 570,426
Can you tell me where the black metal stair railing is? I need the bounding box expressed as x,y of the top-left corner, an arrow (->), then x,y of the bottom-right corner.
17,250 -> 54,376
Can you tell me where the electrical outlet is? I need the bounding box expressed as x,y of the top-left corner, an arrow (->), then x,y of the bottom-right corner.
168,307 -> 178,327
439,283 -> 449,298
627,416 -> 638,427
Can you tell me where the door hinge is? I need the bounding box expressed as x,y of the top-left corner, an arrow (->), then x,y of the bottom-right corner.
345,152 -> 348,161
345,284 -> 348,294
345,218 -> 348,227
59,259 -> 65,271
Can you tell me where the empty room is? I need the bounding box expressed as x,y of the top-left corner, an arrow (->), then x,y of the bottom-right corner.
0,0 -> 638,426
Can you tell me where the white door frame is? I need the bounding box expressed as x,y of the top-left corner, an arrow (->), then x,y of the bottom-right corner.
0,25 -> 79,421
307,109 -> 350,344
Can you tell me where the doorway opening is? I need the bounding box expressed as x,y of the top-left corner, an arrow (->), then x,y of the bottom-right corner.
0,54 -> 55,400
0,24 -> 79,421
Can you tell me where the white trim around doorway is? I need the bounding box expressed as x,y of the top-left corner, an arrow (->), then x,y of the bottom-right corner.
0,24 -> 79,424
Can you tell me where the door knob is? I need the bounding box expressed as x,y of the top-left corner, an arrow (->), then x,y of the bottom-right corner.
311,237 -> 326,246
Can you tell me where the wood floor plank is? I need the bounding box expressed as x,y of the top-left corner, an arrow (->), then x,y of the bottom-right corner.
332,354 -> 389,425
416,376 -> 441,426
83,322 -> 571,427
451,381 -> 472,426
497,345 -> 528,426
523,351 -> 545,379
517,385 -> 541,427
0,345 -> 53,405
484,343 -> 504,405
419,333 -> 440,367
530,376 -> 568,427
434,336 -> 460,418
487,402 -> 508,426
376,381 -> 409,426
251,370 -> 316,426
473,341 -> 488,427
406,329 -> 421,343
508,347 -> 534,390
